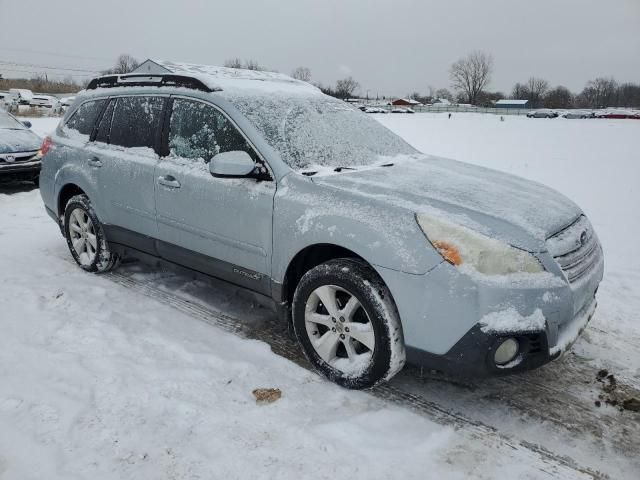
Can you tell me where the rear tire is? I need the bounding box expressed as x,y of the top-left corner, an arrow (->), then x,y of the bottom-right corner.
64,194 -> 119,273
292,258 -> 405,389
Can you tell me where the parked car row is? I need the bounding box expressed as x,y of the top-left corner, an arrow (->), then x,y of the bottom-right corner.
0,89 -> 76,115
526,108 -> 640,119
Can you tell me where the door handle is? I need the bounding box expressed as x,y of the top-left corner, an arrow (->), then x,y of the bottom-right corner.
87,156 -> 102,168
158,175 -> 181,189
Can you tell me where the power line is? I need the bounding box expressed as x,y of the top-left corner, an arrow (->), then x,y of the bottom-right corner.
0,46 -> 114,63
0,67 -> 92,78
0,60 -> 103,74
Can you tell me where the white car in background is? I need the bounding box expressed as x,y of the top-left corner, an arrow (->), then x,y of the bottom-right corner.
59,96 -> 77,112
563,110 -> 594,119
8,88 -> 33,106
30,95 -> 62,113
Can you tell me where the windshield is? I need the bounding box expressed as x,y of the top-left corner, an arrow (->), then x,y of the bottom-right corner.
0,112 -> 26,130
228,94 -> 417,171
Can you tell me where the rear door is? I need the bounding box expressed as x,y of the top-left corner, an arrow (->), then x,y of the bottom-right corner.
154,97 -> 276,294
85,95 -> 166,243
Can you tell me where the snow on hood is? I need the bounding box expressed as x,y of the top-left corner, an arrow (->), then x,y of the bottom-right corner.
0,128 -> 41,154
312,155 -> 582,251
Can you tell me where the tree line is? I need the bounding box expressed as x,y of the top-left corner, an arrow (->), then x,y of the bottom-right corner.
441,51 -> 640,109
3,52 -> 638,108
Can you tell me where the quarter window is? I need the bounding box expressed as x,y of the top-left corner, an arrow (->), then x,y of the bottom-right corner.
109,96 -> 165,150
168,99 -> 256,162
65,99 -> 106,137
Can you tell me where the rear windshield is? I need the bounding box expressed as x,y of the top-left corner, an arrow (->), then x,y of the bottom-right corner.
227,94 -> 416,171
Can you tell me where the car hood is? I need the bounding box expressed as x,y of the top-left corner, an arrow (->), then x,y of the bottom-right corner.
0,128 -> 41,154
311,155 -> 582,252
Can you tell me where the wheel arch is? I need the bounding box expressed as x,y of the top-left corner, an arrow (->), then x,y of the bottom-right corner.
281,243 -> 381,306
57,183 -> 86,218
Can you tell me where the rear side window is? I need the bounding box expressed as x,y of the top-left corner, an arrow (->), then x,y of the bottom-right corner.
109,96 -> 165,150
65,99 -> 106,137
168,98 -> 257,162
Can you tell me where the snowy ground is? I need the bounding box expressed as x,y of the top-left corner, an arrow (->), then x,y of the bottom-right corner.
1,114 -> 638,479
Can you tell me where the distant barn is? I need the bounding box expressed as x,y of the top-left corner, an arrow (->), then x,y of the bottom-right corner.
496,99 -> 529,109
392,98 -> 422,106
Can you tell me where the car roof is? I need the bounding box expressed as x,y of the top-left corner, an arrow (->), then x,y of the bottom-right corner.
85,59 -> 321,99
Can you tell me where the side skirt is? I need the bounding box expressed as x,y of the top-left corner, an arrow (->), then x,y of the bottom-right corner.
103,224 -> 282,314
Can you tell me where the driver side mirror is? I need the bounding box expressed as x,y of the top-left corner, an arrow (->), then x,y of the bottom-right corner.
209,151 -> 256,178
22,121 -> 32,129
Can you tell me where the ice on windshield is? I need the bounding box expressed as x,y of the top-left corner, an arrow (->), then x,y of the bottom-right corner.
227,94 -> 417,171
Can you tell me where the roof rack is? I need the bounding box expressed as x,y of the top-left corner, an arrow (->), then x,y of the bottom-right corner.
86,73 -> 219,92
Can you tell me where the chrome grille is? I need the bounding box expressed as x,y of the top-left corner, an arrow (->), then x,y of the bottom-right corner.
547,216 -> 602,284
0,151 -> 39,164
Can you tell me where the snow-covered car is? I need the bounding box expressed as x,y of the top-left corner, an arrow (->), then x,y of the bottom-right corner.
60,96 -> 76,107
364,107 -> 387,114
0,110 -> 42,183
39,63 -> 604,388
391,107 -> 415,113
8,88 -> 33,106
30,95 -> 63,114
563,110 -> 594,119
526,109 -> 558,118
594,109 -> 640,119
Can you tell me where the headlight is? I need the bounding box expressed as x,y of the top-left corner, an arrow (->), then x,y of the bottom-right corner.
416,214 -> 544,276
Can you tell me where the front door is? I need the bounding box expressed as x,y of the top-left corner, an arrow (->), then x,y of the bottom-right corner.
154,97 -> 275,294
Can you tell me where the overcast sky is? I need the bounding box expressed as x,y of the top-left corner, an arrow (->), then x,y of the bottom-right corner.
1,0 -> 638,96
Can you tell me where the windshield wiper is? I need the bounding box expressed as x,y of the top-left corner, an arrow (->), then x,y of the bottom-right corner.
333,166 -> 356,172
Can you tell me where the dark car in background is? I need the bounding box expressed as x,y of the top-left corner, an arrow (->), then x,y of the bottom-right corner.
0,110 -> 42,184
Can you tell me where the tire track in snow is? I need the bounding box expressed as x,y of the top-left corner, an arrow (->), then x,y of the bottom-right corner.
102,268 -> 611,480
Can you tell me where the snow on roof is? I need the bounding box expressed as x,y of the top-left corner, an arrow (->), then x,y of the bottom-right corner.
132,59 -> 319,95
395,98 -> 421,105
496,99 -> 528,105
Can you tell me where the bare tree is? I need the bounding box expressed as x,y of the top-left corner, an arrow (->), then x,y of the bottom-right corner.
224,58 -> 267,71
224,58 -> 243,69
335,76 -> 360,99
434,88 -> 454,102
111,54 -> 139,74
244,59 -> 262,71
585,77 -> 618,107
544,86 -> 573,108
291,66 -> 312,82
526,77 -> 549,108
511,82 -> 530,99
618,82 -> 640,107
449,51 -> 493,105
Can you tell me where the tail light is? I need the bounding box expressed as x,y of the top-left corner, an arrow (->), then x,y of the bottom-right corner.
38,136 -> 53,158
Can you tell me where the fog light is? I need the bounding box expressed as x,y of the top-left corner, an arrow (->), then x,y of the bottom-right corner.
494,338 -> 519,365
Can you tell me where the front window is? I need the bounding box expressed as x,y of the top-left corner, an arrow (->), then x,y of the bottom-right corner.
228,94 -> 417,171
168,98 -> 258,163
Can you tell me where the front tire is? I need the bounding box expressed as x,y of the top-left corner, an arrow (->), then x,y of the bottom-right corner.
64,194 -> 119,273
292,258 -> 405,389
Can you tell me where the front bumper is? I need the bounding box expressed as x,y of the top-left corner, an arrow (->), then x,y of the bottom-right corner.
374,243 -> 604,377
0,159 -> 41,176
405,297 -> 597,376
